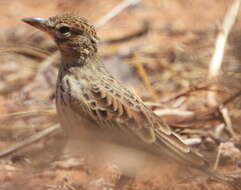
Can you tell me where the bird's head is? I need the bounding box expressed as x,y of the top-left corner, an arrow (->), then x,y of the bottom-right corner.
22,14 -> 99,63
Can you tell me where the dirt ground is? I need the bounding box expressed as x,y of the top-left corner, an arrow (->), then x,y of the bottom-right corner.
0,0 -> 241,189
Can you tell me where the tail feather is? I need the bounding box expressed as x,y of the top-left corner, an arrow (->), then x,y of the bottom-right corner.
154,130 -> 241,190
154,129 -> 208,168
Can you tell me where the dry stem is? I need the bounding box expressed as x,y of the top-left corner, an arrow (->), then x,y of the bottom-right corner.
0,124 -> 60,158
208,0 -> 241,106
95,0 -> 141,28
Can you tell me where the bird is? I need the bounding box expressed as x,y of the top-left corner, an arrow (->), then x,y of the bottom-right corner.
22,14 -> 239,188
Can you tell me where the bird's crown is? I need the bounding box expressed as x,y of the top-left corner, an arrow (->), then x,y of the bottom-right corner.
47,14 -> 99,44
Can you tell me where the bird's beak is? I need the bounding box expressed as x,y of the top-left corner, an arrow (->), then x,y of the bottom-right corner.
22,17 -> 49,32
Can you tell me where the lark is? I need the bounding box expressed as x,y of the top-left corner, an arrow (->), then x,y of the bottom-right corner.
22,14 -> 239,188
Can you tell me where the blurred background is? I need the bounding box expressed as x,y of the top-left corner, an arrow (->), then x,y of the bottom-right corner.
0,0 -> 241,190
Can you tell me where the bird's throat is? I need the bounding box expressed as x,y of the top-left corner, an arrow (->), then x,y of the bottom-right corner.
60,52 -> 101,73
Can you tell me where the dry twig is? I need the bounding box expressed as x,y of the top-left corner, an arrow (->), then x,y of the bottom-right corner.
218,106 -> 236,138
208,0 -> 241,105
161,83 -> 211,103
172,90 -> 241,125
103,21 -> 149,44
214,143 -> 224,170
0,124 -> 60,158
0,46 -> 50,60
131,53 -> 159,101
0,109 -> 55,119
95,0 -> 141,28
22,51 -> 59,95
184,138 -> 202,146
154,109 -> 194,117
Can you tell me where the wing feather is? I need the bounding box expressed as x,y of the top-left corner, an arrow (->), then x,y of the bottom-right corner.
86,83 -> 190,149
68,79 -> 205,168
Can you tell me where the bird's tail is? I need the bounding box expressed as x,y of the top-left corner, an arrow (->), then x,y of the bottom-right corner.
154,130 -> 241,189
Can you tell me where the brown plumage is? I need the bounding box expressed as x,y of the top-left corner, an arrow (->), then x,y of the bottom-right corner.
22,14 -> 240,188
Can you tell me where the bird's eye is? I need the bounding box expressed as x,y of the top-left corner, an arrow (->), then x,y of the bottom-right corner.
58,26 -> 70,34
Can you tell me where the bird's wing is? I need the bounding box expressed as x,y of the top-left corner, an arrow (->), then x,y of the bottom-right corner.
86,82 -> 190,150
69,79 -> 207,168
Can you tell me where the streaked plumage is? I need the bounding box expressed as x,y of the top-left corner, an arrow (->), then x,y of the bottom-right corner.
22,14 -> 240,189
